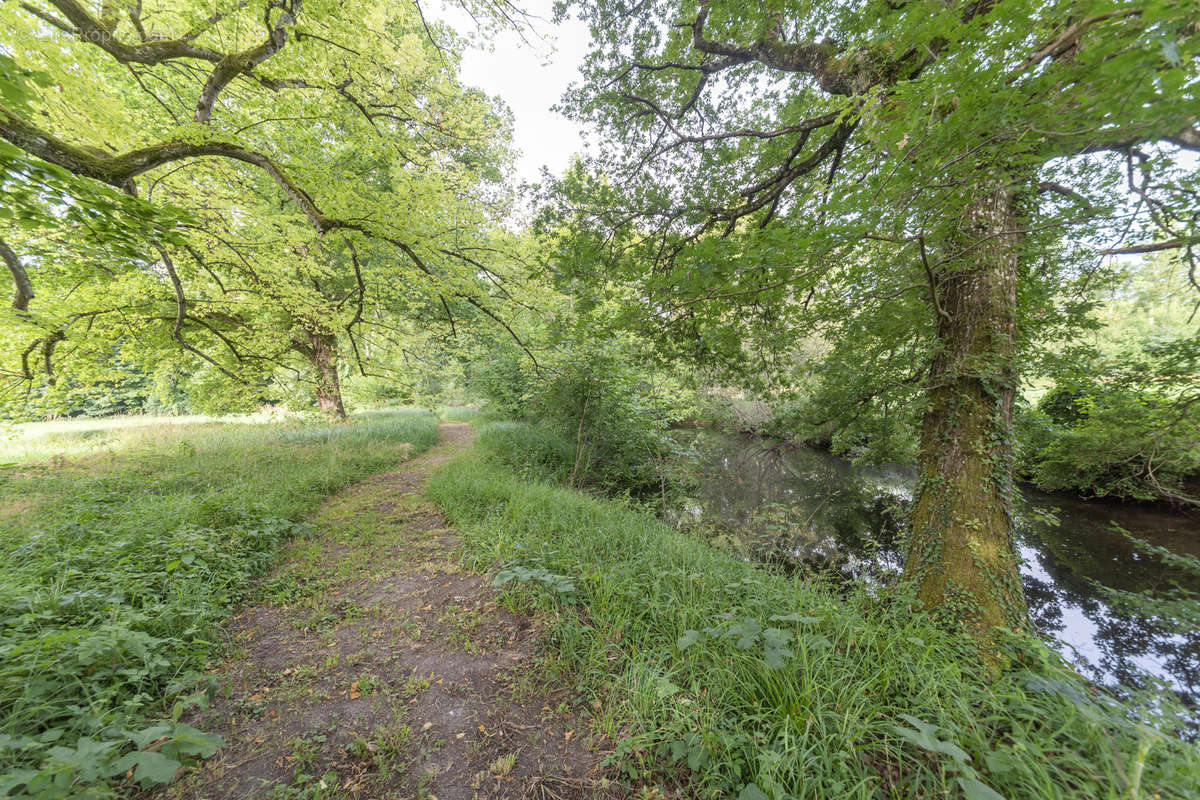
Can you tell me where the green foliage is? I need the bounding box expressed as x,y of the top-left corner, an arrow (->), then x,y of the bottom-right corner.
475,421 -> 575,482
428,431 -> 1200,799
492,564 -> 578,604
531,345 -> 677,494
1037,383 -> 1092,427
0,0 -> 519,417
1017,339 -> 1200,503
0,410 -> 437,797
472,343 -> 680,496
468,349 -> 532,422
1019,395 -> 1199,503
546,0 -> 1200,409
10,355 -> 192,421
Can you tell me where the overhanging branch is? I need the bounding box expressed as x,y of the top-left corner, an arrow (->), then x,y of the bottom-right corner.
0,237 -> 35,311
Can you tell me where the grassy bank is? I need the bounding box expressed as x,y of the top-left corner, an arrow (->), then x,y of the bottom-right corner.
427,422 -> 1200,800
0,410 -> 438,798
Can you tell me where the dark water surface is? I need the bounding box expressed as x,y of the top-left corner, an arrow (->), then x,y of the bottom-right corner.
670,431 -> 1200,706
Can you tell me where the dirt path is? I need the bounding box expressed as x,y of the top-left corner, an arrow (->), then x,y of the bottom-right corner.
165,424 -> 614,800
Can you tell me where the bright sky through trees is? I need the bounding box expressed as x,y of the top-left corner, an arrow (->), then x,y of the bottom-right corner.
436,0 -> 589,187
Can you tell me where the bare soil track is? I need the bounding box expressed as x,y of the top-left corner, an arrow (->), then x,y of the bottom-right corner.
162,423 -> 615,800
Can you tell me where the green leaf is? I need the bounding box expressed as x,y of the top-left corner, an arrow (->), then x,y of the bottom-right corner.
958,777 -> 1006,800
762,627 -> 793,646
738,782 -> 770,800
652,675 -> 682,700
763,645 -> 792,669
161,724 -> 222,758
894,716 -> 972,766
108,750 -> 181,786
0,769 -> 38,795
125,724 -> 173,749
676,629 -> 702,650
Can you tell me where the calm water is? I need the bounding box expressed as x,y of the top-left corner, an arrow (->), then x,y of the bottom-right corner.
671,431 -> 1200,706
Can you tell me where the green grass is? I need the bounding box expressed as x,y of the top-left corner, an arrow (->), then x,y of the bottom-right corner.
2,414 -> 218,465
0,409 -> 438,799
473,421 -> 574,481
436,405 -> 482,424
426,422 -> 1200,800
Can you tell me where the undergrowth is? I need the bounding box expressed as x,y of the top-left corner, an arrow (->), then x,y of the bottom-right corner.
0,410 -> 438,798
427,422 -> 1200,799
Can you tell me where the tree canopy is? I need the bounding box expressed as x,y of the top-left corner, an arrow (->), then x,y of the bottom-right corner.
1,0 -> 527,415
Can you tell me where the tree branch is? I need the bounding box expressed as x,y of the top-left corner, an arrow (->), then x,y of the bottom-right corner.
154,241 -> 250,383
1037,180 -> 1094,210
0,237 -> 35,311
1166,124 -> 1200,153
460,295 -> 541,372
195,0 -> 299,122
30,0 -> 226,63
1097,238 -> 1193,256
689,0 -> 853,95
0,109 -> 337,231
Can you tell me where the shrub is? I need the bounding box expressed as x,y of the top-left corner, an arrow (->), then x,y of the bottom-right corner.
471,343 -> 680,497
530,346 -> 677,495
467,349 -> 531,422
1018,382 -> 1200,503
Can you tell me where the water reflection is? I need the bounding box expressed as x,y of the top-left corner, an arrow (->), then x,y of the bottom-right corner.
671,431 -> 1200,707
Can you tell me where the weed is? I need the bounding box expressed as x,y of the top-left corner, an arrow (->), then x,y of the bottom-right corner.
0,410 -> 438,798
489,751 -> 517,777
492,564 -> 578,604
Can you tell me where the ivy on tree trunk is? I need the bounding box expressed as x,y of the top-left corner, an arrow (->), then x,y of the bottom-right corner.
908,181 -> 1027,635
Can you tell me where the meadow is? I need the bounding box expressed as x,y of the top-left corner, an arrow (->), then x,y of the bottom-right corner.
0,411 -> 438,798
426,422 -> 1200,800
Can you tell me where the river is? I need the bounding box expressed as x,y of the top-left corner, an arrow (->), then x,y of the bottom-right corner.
669,430 -> 1200,710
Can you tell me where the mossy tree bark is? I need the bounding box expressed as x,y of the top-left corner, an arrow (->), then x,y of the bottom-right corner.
905,182 -> 1029,638
296,330 -> 346,419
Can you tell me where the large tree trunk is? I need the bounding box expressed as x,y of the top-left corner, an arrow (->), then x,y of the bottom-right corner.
905,183 -> 1028,639
305,331 -> 346,419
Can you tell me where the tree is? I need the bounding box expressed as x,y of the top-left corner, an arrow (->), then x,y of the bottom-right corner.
1,0 -> 524,416
552,0 -> 1199,637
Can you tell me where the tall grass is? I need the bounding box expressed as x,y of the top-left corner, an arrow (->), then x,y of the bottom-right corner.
0,410 -> 438,798
427,423 -> 1200,799
437,405 -> 482,424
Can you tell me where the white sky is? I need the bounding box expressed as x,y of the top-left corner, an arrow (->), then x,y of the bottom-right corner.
435,0 -> 591,187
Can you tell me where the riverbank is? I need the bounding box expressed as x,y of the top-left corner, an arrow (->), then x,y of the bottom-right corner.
690,415 -> 1200,515
686,391 -> 1200,512
666,428 -> 1200,709
426,421 -> 1200,799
